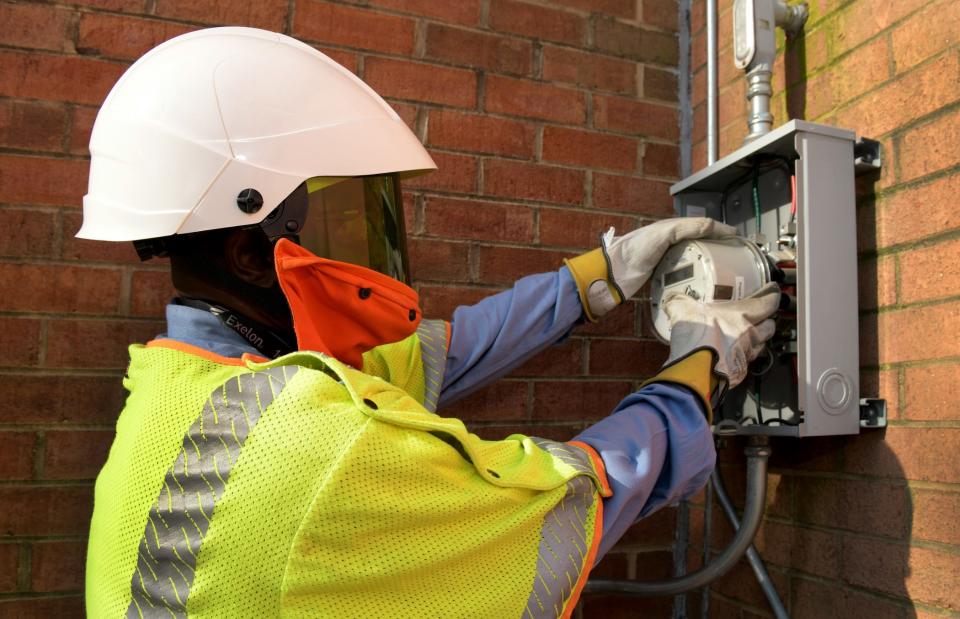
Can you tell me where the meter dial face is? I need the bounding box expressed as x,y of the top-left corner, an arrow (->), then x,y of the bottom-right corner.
650,238 -> 770,342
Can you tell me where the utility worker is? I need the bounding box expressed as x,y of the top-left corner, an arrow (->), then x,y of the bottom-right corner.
82,28 -> 780,618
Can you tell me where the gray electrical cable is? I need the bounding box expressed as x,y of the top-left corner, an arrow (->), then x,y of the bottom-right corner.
584,437 -> 772,597
711,465 -> 790,619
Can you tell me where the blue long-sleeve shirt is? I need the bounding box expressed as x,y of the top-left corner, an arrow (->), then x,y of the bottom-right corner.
161,267 -> 715,562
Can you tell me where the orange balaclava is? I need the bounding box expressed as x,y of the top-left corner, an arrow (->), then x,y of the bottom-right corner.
273,238 -> 421,369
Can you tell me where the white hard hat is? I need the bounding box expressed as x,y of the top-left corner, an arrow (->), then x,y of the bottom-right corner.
78,27 -> 436,242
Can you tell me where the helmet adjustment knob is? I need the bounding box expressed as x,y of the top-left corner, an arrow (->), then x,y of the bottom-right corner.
237,188 -> 264,214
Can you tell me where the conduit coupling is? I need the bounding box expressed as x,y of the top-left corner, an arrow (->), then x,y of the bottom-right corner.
584,437 -> 772,597
745,65 -> 775,142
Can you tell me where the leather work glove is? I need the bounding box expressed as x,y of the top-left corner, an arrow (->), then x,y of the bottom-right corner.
638,283 -> 781,423
564,218 -> 737,321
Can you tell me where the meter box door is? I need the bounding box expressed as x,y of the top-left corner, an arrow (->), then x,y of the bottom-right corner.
669,120 -> 863,438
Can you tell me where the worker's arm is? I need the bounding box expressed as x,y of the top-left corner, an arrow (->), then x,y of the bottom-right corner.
440,267 -> 582,405
439,218 -> 736,406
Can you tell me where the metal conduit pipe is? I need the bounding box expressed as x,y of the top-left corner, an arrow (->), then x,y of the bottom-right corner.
706,0 -> 719,165
584,437 -> 772,597
712,465 -> 790,619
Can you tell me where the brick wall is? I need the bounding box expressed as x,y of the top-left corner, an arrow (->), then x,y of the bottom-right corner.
688,0 -> 960,617
0,0 -> 681,615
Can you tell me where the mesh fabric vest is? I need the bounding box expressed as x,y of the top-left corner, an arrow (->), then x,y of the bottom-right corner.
86,321 -> 610,618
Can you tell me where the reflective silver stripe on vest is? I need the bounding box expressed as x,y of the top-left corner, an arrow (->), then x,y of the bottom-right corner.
523,475 -> 595,619
126,366 -> 298,619
416,319 -> 448,413
530,438 -> 595,477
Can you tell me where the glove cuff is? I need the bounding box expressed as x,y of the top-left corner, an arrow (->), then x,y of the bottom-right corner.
640,348 -> 726,424
564,248 -> 623,323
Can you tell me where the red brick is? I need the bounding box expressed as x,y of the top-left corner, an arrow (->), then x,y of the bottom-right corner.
539,208 -> 636,250
68,106 -> 98,156
489,0 -> 586,46
0,432 -> 36,480
846,427 -> 960,484
483,160 -> 585,206
542,126 -> 638,172
873,175 -> 960,248
0,154 -> 88,207
0,596 -> 84,618
794,477 -> 909,539
154,0 -> 288,30
426,109 -> 535,158
892,0 -> 960,73
364,57 -> 477,109
913,489 -> 960,546
577,300 -> 637,337
61,212 -> 142,263
643,142 -> 679,177
594,18 -> 678,66
858,255 -> 896,309
485,75 -> 586,125
0,374 -> 125,424
805,37 -> 891,119
859,368 -> 900,420
293,1 -> 415,55
898,107 -> 960,183
550,0 -> 635,19
0,209 -> 57,259
836,52 -> 960,138
0,99 -> 69,152
0,543 -> 17,592
441,380 -> 527,422
815,0 -> 928,68
643,0 -> 679,31
589,339 -> 667,378
404,151 -> 478,194
45,319 -> 163,369
408,239 -> 471,283
0,2 -> 73,52
339,0 -> 482,25
388,101 -> 418,132
904,362 -> 960,421
511,339 -> 583,378
644,66 -> 678,101
594,96 -> 678,141
531,380 -> 631,421
876,300 -> 960,363
615,504 -> 677,546
423,196 -> 535,243
843,537 -> 960,609
0,263 -> 122,315
0,486 -> 92,536
710,558 -> 791,610
318,47 -> 359,74
417,285 -> 492,319
477,245 -> 571,285
542,46 -> 636,95
900,237 -> 960,304
43,430 -> 114,480
425,24 -> 532,76
77,13 -> 195,61
791,576 -> 907,619
0,316 -> 41,368
131,269 -> 175,318
31,540 -> 85,592
592,172 -> 674,217
0,50 -> 126,107
589,550 -> 629,579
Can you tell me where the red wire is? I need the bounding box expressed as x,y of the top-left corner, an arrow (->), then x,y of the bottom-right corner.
790,174 -> 797,216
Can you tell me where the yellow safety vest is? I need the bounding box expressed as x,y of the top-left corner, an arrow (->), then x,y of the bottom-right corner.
86,321 -> 611,618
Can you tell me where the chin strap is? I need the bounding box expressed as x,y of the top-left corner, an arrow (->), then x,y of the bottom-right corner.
176,297 -> 295,359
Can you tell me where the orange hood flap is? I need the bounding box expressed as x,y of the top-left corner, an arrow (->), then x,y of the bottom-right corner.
274,238 -> 421,368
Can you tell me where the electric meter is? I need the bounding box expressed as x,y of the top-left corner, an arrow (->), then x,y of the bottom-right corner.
650,238 -> 771,342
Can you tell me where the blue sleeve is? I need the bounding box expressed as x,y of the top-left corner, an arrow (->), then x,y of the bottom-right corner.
575,382 -> 716,562
439,267 -> 583,406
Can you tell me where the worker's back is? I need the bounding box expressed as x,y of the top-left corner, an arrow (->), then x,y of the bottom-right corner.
86,341 -> 607,618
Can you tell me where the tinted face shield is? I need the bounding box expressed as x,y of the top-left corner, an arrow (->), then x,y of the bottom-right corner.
260,174 -> 410,283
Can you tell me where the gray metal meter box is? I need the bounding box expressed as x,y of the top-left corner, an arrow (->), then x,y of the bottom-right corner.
668,119 -> 876,438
